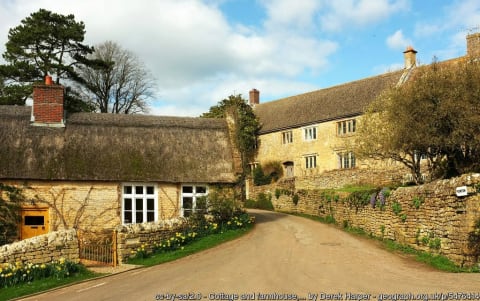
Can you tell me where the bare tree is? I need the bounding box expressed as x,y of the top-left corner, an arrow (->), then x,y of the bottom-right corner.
78,41 -> 155,114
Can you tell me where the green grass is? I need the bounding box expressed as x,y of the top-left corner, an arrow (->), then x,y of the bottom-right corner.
0,267 -> 101,301
291,212 -> 479,273
128,225 -> 254,266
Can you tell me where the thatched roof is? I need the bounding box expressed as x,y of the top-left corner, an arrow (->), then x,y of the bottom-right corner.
0,107 -> 237,183
254,70 -> 405,134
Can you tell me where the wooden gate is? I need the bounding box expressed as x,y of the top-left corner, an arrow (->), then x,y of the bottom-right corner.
78,230 -> 117,267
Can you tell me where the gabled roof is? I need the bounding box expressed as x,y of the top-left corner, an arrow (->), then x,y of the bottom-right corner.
0,107 -> 237,183
254,70 -> 405,134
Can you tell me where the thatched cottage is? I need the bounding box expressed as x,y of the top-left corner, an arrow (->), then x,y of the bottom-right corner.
0,79 -> 241,240
250,33 -> 480,184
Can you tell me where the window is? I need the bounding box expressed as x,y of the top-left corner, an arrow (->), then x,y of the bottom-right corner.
305,155 -> 317,169
122,184 -> 157,224
181,185 -> 208,217
282,131 -> 293,144
304,126 -> 317,141
338,152 -> 356,169
337,119 -> 356,136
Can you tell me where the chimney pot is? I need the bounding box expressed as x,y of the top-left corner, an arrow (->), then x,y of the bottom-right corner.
45,75 -> 53,85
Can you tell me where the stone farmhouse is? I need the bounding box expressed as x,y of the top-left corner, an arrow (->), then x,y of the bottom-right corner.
0,80 -> 242,240
250,33 -> 480,187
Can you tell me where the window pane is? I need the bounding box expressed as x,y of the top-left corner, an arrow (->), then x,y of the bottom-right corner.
124,198 -> 132,210
182,186 -> 193,193
136,212 -> 143,223
124,186 -> 132,194
124,212 -> 132,224
147,212 -> 154,222
135,186 -> 143,194
24,216 -> 44,226
183,197 -> 193,209
147,198 -> 154,210
136,198 -> 143,210
196,186 -> 207,194
146,186 -> 154,195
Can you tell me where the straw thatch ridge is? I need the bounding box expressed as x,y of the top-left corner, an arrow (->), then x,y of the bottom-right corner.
254,70 -> 405,134
0,107 -> 238,183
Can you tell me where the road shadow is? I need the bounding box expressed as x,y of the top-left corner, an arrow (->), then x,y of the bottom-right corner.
246,209 -> 288,224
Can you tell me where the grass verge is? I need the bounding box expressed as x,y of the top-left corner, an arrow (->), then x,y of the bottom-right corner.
0,267 -> 101,301
128,224 -> 254,266
290,212 -> 478,273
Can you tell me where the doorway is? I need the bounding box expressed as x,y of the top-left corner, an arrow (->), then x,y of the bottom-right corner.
20,207 -> 49,240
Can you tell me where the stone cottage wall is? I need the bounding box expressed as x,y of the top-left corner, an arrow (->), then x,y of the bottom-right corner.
116,218 -> 188,263
0,229 -> 79,264
249,173 -> 480,267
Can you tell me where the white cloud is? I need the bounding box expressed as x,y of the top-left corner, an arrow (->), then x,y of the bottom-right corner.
320,0 -> 409,32
261,0 -> 323,31
386,30 -> 412,50
0,0 -> 341,116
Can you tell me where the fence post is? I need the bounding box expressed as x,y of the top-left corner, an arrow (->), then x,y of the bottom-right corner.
113,229 -> 117,267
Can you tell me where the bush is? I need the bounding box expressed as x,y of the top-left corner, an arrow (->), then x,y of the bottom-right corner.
253,161 -> 283,186
244,193 -> 274,211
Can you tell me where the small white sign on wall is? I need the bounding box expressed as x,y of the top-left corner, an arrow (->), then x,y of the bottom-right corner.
456,186 -> 468,197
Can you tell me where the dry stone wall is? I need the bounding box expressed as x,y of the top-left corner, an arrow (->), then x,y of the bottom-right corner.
250,173 -> 480,267
116,218 -> 188,263
0,229 -> 79,264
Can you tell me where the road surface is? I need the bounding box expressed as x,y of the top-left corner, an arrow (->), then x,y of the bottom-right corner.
20,210 -> 479,301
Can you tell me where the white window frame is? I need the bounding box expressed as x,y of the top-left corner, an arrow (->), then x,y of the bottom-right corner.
181,184 -> 208,217
337,119 -> 356,136
282,131 -> 293,144
304,154 -> 317,169
303,126 -> 317,141
122,183 -> 158,225
338,152 -> 356,169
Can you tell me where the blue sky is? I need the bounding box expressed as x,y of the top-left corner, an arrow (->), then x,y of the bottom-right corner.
1,0 -> 479,116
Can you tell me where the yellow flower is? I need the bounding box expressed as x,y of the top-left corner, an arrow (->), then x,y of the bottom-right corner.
40,264 -> 46,269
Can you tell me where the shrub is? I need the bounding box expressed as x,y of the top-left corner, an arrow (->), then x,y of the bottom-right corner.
392,201 -> 402,216
244,193 -> 274,210
412,196 -> 424,209
292,194 -> 299,206
252,161 -> 283,186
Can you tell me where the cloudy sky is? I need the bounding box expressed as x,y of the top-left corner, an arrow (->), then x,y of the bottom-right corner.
1,0 -> 479,116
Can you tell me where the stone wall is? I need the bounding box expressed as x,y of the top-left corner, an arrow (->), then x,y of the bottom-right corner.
116,218 -> 188,263
0,229 -> 79,264
249,173 -> 480,267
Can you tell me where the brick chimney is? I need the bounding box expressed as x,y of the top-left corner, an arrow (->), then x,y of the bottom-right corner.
31,75 -> 65,127
466,32 -> 480,58
249,88 -> 259,106
403,46 -> 417,69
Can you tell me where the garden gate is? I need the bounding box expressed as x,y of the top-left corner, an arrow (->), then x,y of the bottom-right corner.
78,229 -> 117,267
